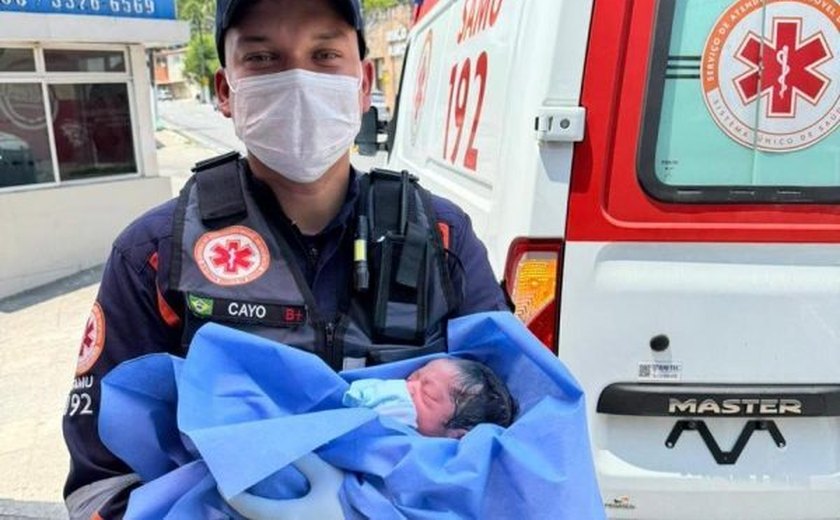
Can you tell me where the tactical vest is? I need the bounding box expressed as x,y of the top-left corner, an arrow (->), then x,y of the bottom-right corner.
170,152 -> 458,370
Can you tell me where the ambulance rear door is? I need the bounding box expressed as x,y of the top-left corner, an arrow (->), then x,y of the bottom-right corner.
388,0 -> 594,278
563,1 -> 840,518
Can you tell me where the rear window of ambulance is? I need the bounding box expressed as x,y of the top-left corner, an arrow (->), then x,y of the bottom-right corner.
638,0 -> 840,203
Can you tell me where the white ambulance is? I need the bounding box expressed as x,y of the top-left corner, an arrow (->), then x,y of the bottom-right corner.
386,0 -> 840,518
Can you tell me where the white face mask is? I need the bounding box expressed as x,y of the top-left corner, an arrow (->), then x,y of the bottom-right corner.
227,68 -> 363,184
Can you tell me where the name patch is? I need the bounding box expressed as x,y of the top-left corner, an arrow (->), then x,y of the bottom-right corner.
187,294 -> 307,327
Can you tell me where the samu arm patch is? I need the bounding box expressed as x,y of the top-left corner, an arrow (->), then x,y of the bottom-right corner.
76,302 -> 105,376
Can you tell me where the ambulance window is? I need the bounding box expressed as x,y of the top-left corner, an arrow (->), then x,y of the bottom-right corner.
638,1 -> 840,203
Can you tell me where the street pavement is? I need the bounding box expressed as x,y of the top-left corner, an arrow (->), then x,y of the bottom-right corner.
0,98 -> 386,519
0,272 -> 99,520
157,98 -> 245,156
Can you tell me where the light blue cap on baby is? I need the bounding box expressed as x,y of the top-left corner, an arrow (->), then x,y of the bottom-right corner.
342,379 -> 418,428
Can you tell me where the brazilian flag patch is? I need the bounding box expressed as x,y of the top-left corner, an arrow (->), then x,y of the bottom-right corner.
187,294 -> 214,318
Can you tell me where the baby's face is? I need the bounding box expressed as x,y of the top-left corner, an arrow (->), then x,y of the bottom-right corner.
406,359 -> 460,437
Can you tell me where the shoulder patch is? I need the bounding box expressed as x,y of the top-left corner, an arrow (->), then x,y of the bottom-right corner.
76,302 -> 105,376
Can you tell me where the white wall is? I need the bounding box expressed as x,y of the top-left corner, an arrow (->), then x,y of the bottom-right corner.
0,176 -> 171,298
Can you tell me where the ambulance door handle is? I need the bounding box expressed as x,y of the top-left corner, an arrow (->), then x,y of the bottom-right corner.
534,107 -> 586,143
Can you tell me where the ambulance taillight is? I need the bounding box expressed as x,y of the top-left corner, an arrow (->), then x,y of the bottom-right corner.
503,238 -> 564,353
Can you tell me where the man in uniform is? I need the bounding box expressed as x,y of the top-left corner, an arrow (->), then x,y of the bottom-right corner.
62,0 -> 509,518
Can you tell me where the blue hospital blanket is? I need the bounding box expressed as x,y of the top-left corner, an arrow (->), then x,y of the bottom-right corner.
99,311 -> 605,519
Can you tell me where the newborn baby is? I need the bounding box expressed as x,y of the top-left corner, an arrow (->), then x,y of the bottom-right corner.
342,358 -> 517,438
223,359 -> 517,520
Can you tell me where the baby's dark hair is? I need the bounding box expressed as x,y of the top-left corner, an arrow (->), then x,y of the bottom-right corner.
445,359 -> 518,432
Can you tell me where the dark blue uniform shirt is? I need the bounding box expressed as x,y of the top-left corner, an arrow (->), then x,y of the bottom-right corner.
62,166 -> 508,519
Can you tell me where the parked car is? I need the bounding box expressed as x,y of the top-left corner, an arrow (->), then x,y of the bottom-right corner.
369,89 -> 390,133
0,131 -> 38,187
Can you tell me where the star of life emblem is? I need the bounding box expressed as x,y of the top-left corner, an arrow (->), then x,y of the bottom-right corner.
194,226 -> 271,286
701,0 -> 839,152
76,302 -> 105,376
411,30 -> 433,146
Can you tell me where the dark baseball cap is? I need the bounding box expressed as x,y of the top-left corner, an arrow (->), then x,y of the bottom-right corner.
215,0 -> 367,66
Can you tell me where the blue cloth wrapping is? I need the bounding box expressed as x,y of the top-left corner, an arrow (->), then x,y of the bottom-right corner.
99,311 -> 605,519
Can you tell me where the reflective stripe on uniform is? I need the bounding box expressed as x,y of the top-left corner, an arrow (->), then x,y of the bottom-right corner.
156,287 -> 182,327
65,473 -> 141,520
437,222 -> 451,250
148,252 -> 182,328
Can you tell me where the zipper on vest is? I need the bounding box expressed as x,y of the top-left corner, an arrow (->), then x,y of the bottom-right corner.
324,321 -> 339,370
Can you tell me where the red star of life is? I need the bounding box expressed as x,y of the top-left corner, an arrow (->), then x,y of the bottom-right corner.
79,319 -> 95,357
735,18 -> 831,117
211,239 -> 255,274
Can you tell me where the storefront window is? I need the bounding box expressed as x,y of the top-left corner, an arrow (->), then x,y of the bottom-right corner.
50,83 -> 136,181
0,46 -> 138,191
0,48 -> 35,72
0,83 -> 55,188
45,49 -> 126,73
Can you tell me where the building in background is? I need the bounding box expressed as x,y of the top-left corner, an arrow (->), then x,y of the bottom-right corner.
0,2 -> 189,299
154,46 -> 192,100
364,2 -> 412,112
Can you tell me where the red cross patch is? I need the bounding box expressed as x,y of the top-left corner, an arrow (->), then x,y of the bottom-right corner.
194,226 -> 271,286
76,302 -> 105,376
702,0 -> 839,152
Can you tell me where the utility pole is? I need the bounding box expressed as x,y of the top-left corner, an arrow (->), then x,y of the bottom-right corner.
148,48 -> 161,129
194,7 -> 208,103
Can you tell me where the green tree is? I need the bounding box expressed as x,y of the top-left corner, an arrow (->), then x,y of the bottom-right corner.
362,0 -> 400,11
183,32 -> 220,97
178,0 -> 217,101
